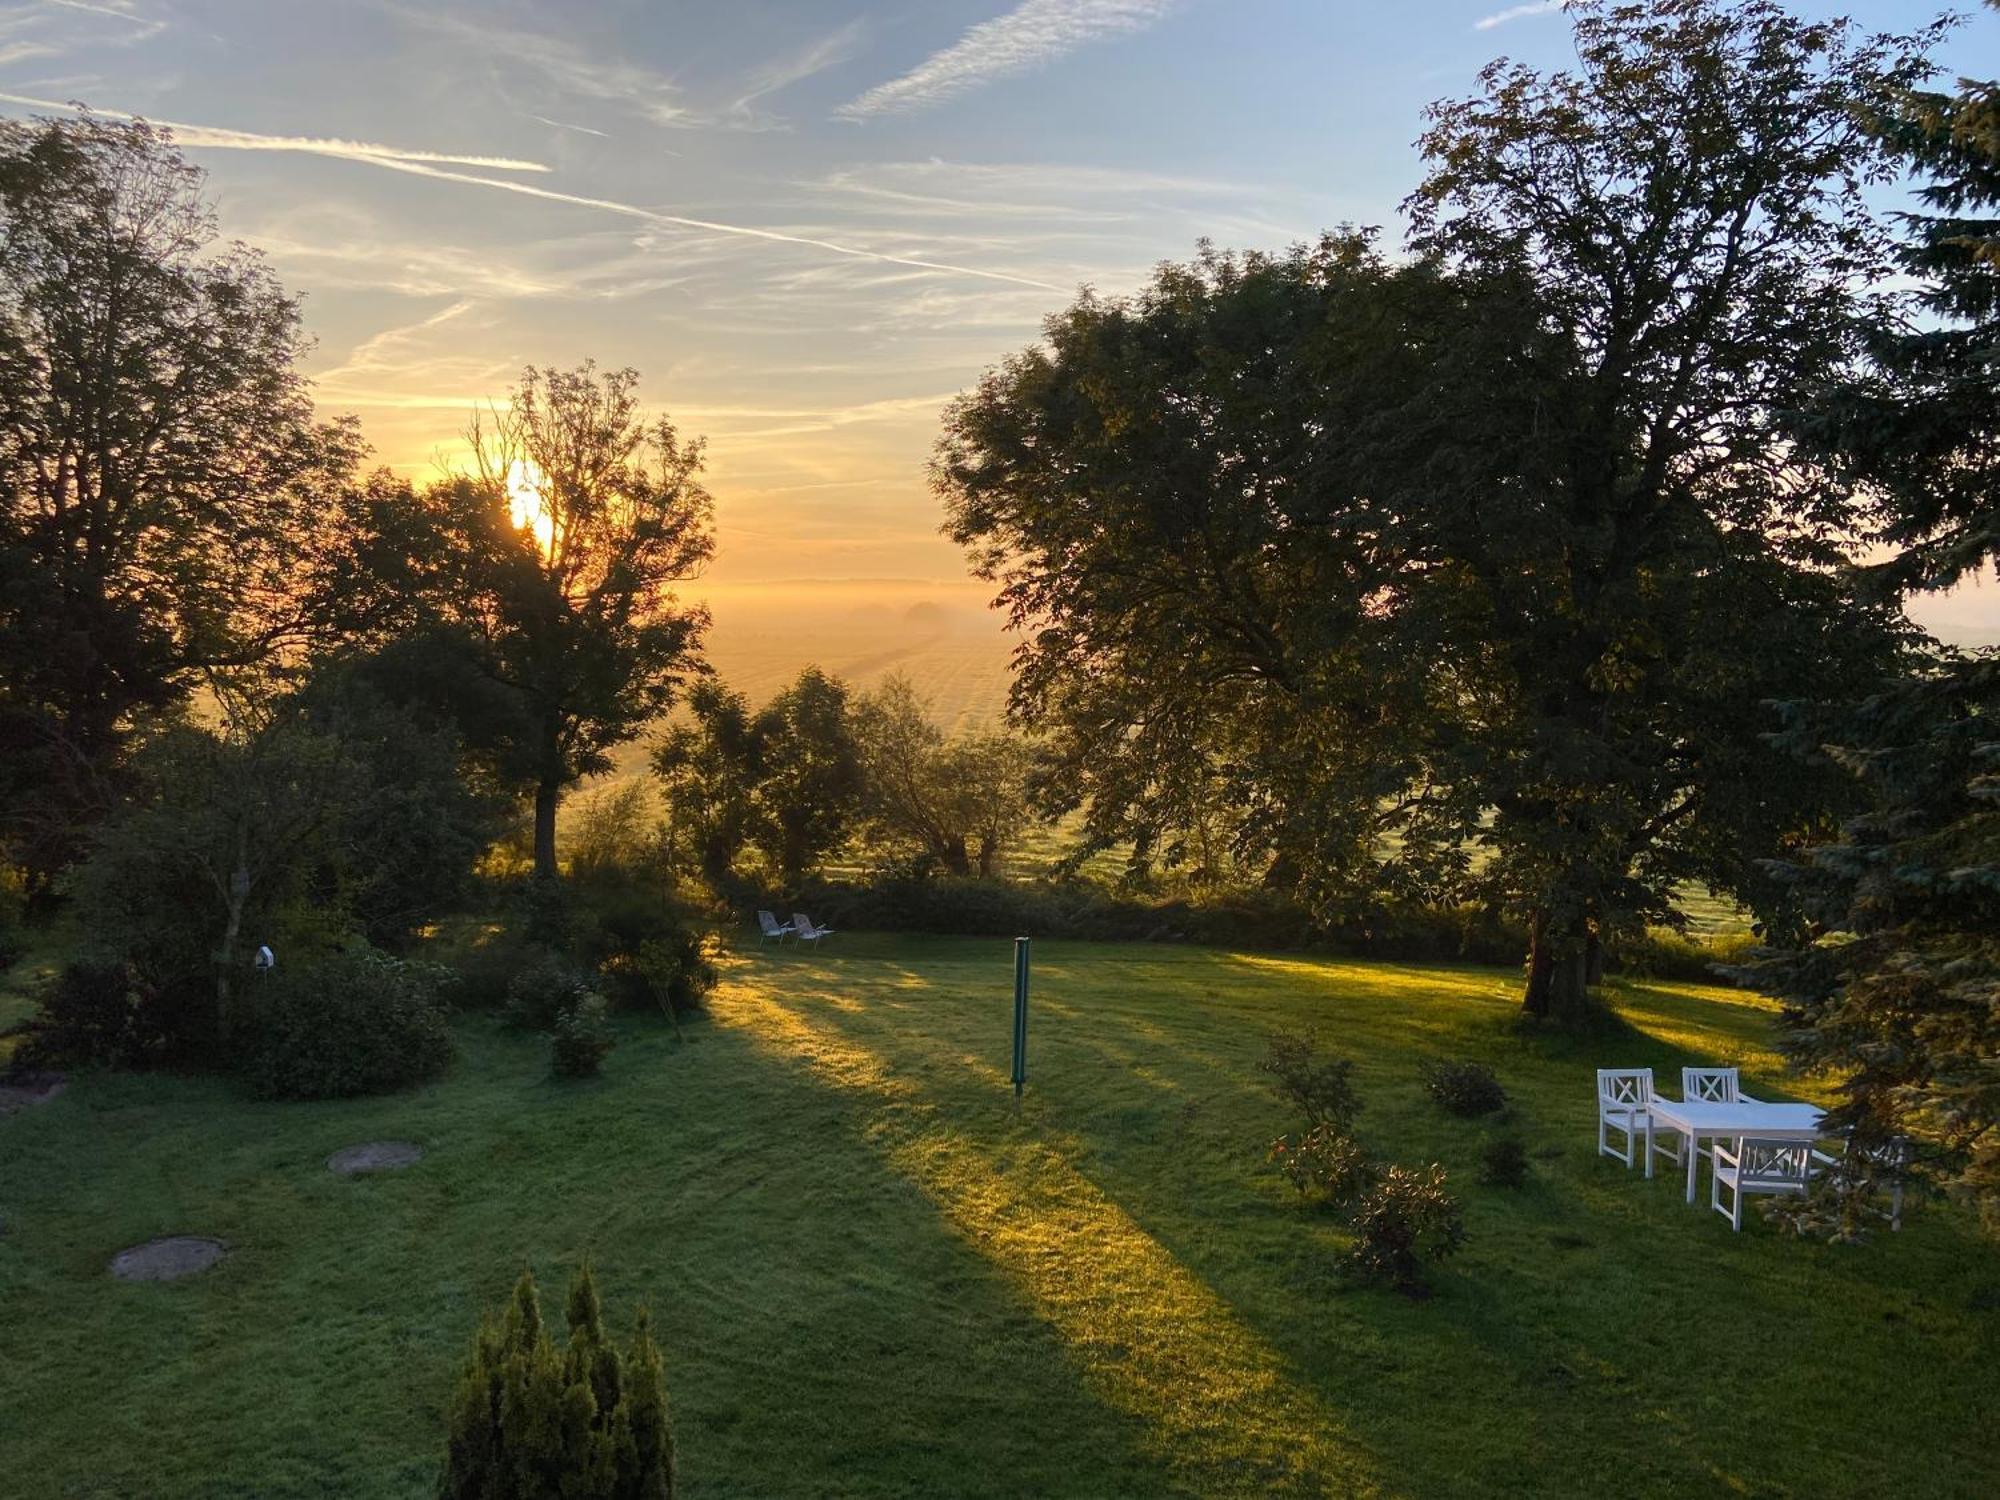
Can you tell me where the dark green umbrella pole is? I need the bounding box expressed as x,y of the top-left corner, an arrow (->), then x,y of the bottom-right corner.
1011,936 -> 1030,1108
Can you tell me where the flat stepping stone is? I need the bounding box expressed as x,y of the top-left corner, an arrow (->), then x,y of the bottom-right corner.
327,1140 -> 424,1176
111,1235 -> 227,1282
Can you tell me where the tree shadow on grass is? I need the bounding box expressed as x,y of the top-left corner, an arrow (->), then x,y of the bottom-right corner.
741,939 -> 2000,1499
708,967 -> 1390,1499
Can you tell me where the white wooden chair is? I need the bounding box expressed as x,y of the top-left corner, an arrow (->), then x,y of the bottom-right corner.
1673,1067 -> 1757,1166
791,913 -> 834,946
1711,1137 -> 1814,1230
756,910 -> 791,945
1597,1068 -> 1669,1171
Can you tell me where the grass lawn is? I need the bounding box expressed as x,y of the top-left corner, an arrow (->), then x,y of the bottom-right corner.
2,934 -> 1995,1497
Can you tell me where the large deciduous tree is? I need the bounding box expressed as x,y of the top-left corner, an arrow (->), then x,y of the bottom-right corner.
938,0 -> 1935,1023
0,115 -> 358,884
324,365 -> 713,880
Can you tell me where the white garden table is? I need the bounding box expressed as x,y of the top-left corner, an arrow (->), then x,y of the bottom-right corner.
1645,1097 -> 1828,1204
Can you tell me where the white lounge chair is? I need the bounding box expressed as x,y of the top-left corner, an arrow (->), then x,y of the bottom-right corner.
756,910 -> 791,945
791,913 -> 834,946
1597,1068 -> 1677,1172
1711,1137 -> 1814,1230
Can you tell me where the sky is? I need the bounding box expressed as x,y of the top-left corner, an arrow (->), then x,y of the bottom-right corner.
1,0 -> 1995,640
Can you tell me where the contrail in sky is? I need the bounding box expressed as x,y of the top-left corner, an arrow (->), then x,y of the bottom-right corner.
0,92 -> 1063,291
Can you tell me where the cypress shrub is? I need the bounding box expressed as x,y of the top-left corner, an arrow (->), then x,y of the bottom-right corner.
439,1263 -> 674,1499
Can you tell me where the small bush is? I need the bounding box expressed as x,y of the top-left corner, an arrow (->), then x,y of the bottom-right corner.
1421,1060 -> 1507,1117
7,960 -> 140,1069
503,950 -> 598,1031
1270,1124 -> 1379,1207
1614,925 -> 1758,981
550,993 -> 615,1079
1480,1136 -> 1530,1188
1258,1027 -> 1361,1130
1346,1163 -> 1467,1295
241,948 -> 453,1100
0,901 -> 24,973
439,1262 -> 674,1498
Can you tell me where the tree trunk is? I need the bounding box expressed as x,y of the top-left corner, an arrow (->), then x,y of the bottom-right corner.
1584,929 -> 1606,987
1521,907 -> 1597,1026
1521,908 -> 1555,1019
534,778 -> 560,880
1547,946 -> 1593,1026
938,833 -> 971,877
216,858 -> 250,1043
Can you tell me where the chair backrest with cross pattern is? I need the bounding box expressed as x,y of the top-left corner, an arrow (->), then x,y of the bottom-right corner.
1597,1068 -> 1653,1114
1682,1067 -> 1739,1103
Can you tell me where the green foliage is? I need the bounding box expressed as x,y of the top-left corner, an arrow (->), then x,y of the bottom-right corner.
0,115 -> 359,885
550,994 -> 616,1080
289,658 -> 517,942
1268,1124 -> 1378,1207
1421,1060 -> 1507,1118
1257,1027 -> 1360,1131
1808,1 -> 2000,593
937,0 -> 1937,1027
437,1262 -> 674,1499
65,689 -> 501,1062
1345,1164 -> 1467,1295
503,951 -> 600,1034
241,947 -> 453,1100
851,676 -> 1039,879
753,668 -> 866,883
6,960 -> 143,1070
1479,1136 -> 1530,1189
317,363 -> 714,879
653,680 -> 762,887
1749,657 -> 2000,1234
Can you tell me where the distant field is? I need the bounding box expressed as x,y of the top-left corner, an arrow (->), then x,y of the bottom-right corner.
594,579 -> 1752,930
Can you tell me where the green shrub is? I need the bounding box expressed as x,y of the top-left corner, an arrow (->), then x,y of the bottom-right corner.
503,950 -> 598,1032
1479,1136 -> 1530,1188
0,899 -> 24,973
7,960 -> 141,1069
1346,1163 -> 1467,1295
551,994 -> 615,1080
1258,1027 -> 1361,1131
1269,1124 -> 1379,1207
438,1262 -> 674,1499
241,947 -> 453,1100
1612,926 -> 1758,981
1421,1060 -> 1507,1117
444,927 -> 541,1010
781,876 -> 1537,964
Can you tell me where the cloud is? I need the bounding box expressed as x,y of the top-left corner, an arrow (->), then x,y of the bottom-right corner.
383,5 -> 692,128
390,5 -> 863,133
0,89 -> 550,171
837,0 -> 1176,120
0,91 -> 1063,291
727,18 -> 865,123
1474,2 -> 1565,31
